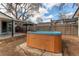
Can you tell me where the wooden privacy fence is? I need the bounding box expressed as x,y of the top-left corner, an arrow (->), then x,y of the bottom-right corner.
35,23 -> 78,36
53,24 -> 78,35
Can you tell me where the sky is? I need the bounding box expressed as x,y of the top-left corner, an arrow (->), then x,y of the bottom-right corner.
31,3 -> 78,23
0,3 -> 78,23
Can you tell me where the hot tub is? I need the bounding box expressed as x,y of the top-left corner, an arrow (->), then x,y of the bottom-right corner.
27,31 -> 62,53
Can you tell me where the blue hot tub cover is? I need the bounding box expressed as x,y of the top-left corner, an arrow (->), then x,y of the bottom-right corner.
29,31 -> 62,35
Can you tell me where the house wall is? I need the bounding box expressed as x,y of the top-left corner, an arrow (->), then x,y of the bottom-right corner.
0,21 -> 9,34
0,20 -> 13,35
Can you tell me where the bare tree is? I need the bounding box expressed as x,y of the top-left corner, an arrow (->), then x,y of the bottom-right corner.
0,3 -> 41,21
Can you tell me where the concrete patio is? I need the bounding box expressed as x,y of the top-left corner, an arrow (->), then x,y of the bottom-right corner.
0,33 -> 26,40
0,35 -> 26,56
0,34 -> 79,56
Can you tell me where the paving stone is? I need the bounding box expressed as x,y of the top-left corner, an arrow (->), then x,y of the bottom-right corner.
0,42 -> 3,44
19,43 -> 43,56
16,46 -> 27,56
0,37 -> 26,56
42,52 -> 62,56
17,43 -> 62,56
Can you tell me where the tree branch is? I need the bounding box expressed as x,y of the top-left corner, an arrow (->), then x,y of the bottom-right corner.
1,3 -> 16,18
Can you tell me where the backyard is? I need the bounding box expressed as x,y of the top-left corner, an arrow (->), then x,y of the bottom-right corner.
0,3 -> 79,56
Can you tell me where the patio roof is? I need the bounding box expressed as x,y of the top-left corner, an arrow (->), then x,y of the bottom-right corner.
72,7 -> 79,18
0,11 -> 37,26
0,11 -> 27,23
0,11 -> 13,21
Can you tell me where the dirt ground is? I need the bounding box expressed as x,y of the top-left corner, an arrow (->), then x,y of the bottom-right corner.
0,36 -> 26,56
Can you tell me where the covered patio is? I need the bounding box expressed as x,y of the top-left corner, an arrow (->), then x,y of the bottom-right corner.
0,12 -> 27,40
0,33 -> 26,40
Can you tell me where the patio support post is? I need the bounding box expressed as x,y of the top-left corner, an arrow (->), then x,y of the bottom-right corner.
78,17 -> 79,36
12,20 -> 15,37
26,25 -> 27,33
0,21 -> 1,34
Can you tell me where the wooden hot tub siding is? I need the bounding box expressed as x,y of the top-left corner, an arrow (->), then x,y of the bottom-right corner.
27,34 -> 62,53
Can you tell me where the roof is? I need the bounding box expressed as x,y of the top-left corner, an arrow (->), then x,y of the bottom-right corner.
0,11 -> 27,23
0,11 -> 13,20
37,18 -> 78,25
60,18 -> 78,22
73,7 -> 79,18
